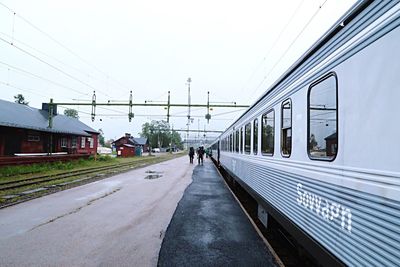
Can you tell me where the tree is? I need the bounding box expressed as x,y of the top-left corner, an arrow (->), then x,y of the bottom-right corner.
170,130 -> 183,149
14,94 -> 29,105
309,134 -> 318,150
64,108 -> 79,119
98,128 -> 105,146
139,120 -> 183,149
104,139 -> 114,148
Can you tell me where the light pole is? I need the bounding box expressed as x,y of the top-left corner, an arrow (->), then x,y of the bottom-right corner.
186,77 -> 191,150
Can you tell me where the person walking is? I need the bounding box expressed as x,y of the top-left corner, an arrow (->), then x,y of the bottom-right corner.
189,147 -> 195,164
197,146 -> 205,165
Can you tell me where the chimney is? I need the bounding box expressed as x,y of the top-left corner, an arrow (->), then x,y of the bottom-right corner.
42,103 -> 57,115
125,133 -> 131,138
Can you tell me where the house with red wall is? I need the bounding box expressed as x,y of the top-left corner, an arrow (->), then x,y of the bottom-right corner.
0,99 -> 98,157
112,133 -> 149,157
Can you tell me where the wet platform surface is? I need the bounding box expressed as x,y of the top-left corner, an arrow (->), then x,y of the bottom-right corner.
158,160 -> 277,266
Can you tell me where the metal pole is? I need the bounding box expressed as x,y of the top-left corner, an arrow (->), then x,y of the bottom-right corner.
48,98 -> 53,156
91,91 -> 96,122
128,90 -> 133,122
167,91 -> 170,123
206,91 -> 211,123
187,78 -> 191,149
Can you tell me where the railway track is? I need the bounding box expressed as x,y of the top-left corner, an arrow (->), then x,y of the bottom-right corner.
0,158 -> 151,191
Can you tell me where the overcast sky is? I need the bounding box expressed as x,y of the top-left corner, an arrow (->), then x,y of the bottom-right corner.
0,0 -> 356,141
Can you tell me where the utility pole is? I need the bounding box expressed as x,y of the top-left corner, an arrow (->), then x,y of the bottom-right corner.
48,98 -> 53,156
167,91 -> 171,123
91,91 -> 96,122
186,77 -> 191,149
197,118 -> 200,145
128,90 -> 133,122
205,91 -> 211,123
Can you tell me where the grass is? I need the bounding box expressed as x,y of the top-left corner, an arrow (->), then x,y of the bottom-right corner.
0,155 -> 139,181
0,152 -> 185,207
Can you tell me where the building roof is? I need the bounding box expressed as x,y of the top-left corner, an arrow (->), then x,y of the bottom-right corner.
325,132 -> 337,141
123,144 -> 135,148
132,137 -> 148,145
112,135 -> 148,146
0,99 -> 98,136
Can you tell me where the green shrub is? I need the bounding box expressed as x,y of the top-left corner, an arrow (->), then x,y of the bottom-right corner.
97,155 -> 115,162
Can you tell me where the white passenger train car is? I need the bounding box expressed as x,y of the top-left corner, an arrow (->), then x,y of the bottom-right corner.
211,1 -> 400,265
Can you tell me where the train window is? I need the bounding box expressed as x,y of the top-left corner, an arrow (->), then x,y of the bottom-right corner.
253,119 -> 258,155
230,133 -> 233,152
262,110 -> 274,155
235,130 -> 239,153
281,100 -> 292,157
223,138 -> 226,151
245,123 -> 251,154
308,74 -> 337,160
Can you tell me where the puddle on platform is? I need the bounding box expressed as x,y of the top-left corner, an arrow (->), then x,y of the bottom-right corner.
145,174 -> 162,180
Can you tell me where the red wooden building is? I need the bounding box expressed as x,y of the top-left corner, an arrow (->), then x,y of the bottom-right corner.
0,99 -> 99,158
116,144 -> 136,157
112,133 -> 149,157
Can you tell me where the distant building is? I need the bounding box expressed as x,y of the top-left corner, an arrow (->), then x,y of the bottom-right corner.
325,132 -> 337,157
0,99 -> 98,157
132,137 -> 149,153
112,133 -> 149,157
97,146 -> 112,155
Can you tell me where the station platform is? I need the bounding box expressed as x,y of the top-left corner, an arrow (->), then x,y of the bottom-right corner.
158,160 -> 278,266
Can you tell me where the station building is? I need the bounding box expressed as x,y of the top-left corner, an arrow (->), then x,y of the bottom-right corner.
0,99 -> 99,157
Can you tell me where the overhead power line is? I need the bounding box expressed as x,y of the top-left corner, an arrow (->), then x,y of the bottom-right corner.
0,60 -> 89,96
0,2 -> 130,96
0,31 -> 100,84
250,0 -> 329,96
0,36 -> 110,96
0,80 -> 48,98
241,0 -> 306,94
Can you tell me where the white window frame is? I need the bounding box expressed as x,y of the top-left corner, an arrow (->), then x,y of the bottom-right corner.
61,138 -> 67,148
28,135 -> 40,142
89,137 -> 94,148
71,137 -> 77,148
81,137 -> 86,148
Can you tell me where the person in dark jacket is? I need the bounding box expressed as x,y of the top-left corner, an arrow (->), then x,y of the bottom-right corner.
189,147 -> 195,164
197,146 -> 205,165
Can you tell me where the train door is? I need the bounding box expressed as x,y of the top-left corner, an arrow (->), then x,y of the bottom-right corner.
217,140 -> 220,164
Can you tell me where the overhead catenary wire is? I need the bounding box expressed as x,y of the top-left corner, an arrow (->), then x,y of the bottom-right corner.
240,0 -> 306,96
0,80 -> 48,98
0,36 -> 111,97
0,2 -> 130,97
250,0 -> 329,97
0,60 -> 90,96
0,31 -> 104,85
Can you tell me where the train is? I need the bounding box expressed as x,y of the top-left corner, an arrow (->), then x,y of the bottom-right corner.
209,1 -> 400,266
